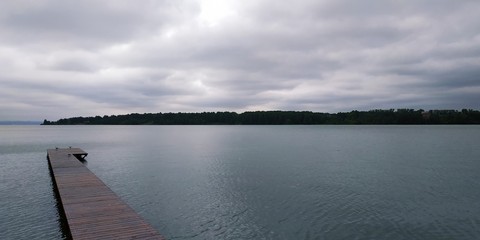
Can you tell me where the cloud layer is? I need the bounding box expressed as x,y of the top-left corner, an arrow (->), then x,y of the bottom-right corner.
1,0 -> 479,120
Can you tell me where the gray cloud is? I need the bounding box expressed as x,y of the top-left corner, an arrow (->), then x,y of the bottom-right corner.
0,0 -> 479,120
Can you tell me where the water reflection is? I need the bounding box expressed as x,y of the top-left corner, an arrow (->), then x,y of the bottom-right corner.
2,125 -> 480,239
0,148 -> 65,239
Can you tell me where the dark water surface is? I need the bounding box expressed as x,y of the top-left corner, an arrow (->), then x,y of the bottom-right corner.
1,125 -> 480,239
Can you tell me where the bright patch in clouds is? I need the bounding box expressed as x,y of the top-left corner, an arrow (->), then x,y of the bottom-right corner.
198,0 -> 237,27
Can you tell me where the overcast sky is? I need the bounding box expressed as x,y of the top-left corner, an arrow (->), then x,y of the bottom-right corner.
1,0 -> 479,120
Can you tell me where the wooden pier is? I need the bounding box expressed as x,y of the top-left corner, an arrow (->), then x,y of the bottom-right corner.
47,148 -> 164,240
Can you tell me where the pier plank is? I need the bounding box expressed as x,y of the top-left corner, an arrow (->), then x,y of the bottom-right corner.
47,148 -> 164,240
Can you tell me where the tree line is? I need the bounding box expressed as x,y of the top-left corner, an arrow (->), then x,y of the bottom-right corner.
42,109 -> 480,125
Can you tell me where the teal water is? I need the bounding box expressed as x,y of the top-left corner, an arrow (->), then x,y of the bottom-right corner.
1,125 -> 480,239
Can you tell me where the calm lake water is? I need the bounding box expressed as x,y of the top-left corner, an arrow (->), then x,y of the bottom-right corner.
1,125 -> 480,239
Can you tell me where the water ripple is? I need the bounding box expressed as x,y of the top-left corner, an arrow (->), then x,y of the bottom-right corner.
3,125 -> 480,240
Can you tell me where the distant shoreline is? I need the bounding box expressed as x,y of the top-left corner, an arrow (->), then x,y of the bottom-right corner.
0,121 -> 42,125
42,109 -> 480,125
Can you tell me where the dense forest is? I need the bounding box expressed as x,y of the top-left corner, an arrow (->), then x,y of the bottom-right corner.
42,109 -> 480,125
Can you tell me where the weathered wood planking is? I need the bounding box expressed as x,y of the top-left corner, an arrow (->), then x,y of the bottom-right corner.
47,148 -> 164,240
